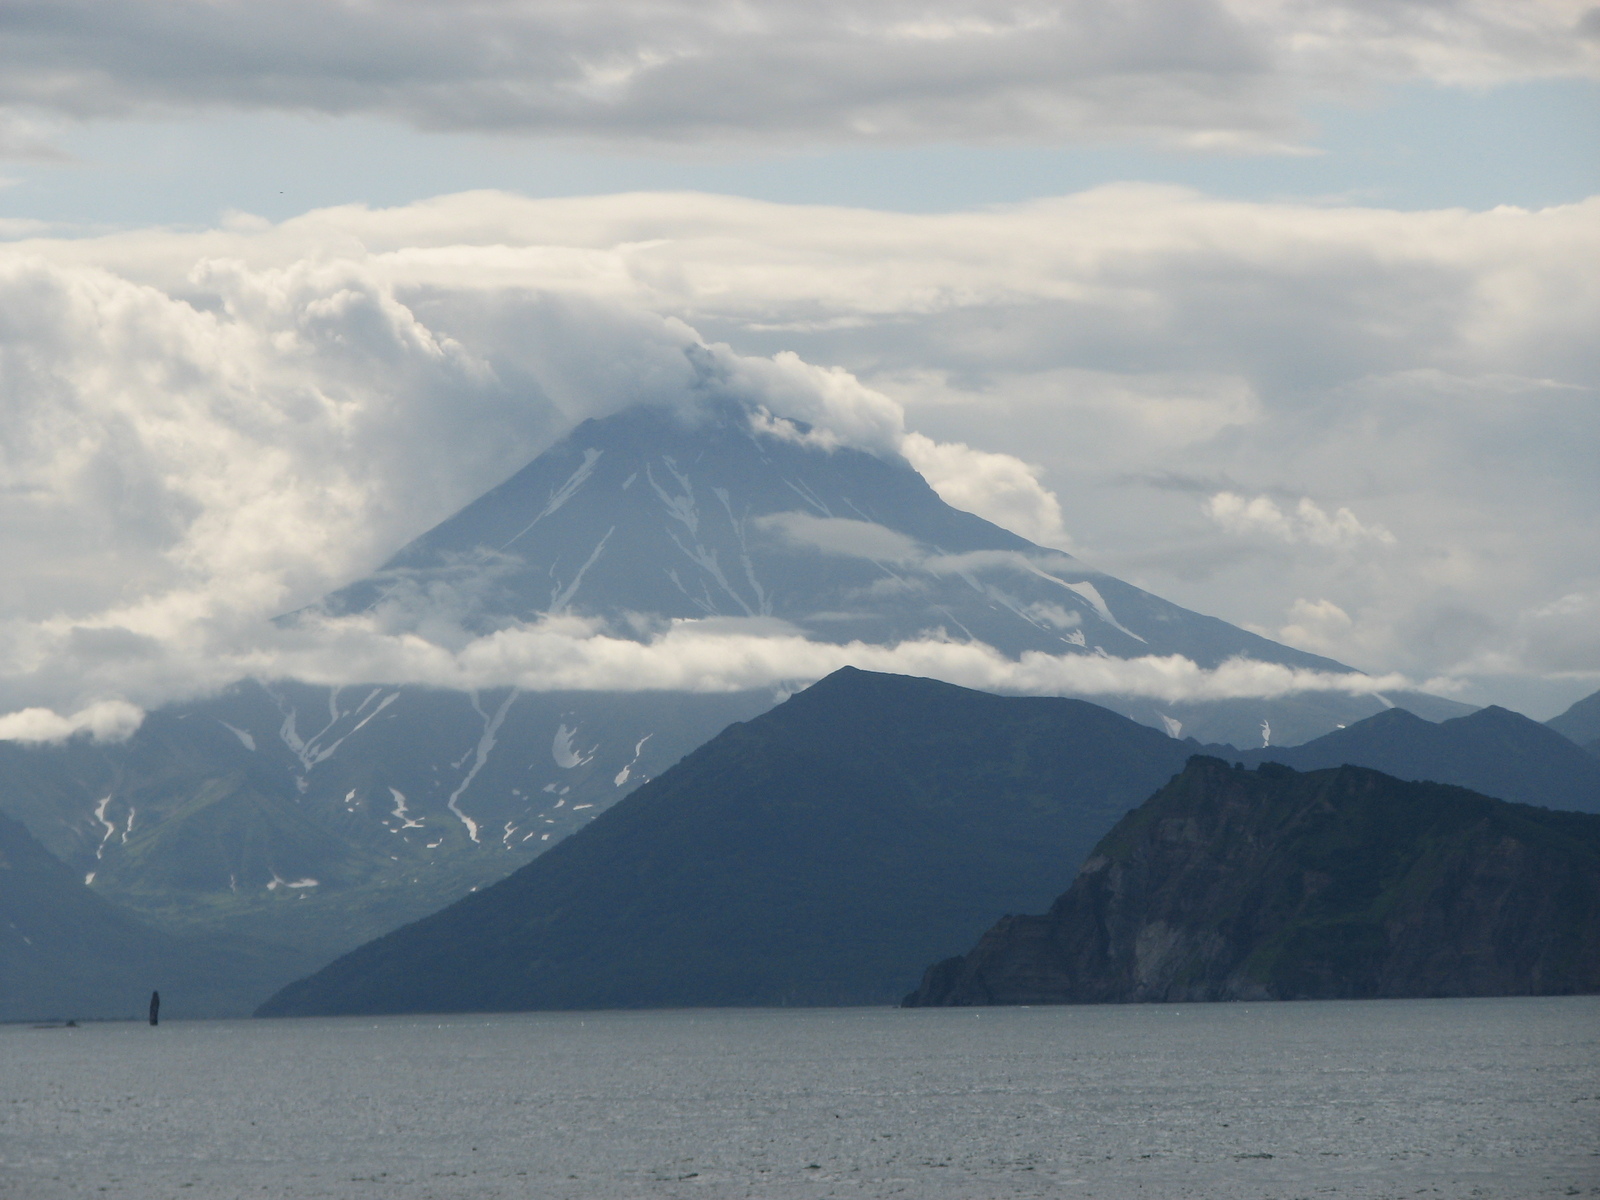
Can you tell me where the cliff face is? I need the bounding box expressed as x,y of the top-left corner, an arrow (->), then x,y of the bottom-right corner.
905,758 -> 1600,1007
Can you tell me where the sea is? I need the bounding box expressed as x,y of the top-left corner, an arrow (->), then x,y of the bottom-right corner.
2,997 -> 1595,1199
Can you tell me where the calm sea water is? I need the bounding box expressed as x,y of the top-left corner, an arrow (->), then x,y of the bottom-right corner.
1,997 -> 1595,1199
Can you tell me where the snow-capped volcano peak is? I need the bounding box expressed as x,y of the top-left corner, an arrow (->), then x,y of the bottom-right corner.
315,400 -> 1346,672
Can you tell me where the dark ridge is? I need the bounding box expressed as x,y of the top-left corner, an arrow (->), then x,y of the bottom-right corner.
1233,702 -> 1600,813
257,668 -> 1216,1016
905,757 -> 1600,1007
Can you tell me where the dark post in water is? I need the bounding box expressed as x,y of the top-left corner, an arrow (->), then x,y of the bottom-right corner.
148,990 -> 159,1026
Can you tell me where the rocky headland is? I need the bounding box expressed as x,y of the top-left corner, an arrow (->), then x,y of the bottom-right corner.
906,757 -> 1600,1006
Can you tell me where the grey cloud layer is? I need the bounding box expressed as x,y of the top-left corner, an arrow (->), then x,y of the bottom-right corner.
1,1 -> 1595,151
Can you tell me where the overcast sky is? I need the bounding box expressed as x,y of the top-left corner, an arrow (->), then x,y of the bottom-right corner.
0,0 -> 1595,728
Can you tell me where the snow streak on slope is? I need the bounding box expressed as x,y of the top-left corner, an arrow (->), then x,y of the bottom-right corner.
550,526 -> 614,611
389,788 -> 424,831
92,795 -> 115,859
613,734 -> 652,787
219,721 -> 256,750
447,691 -> 520,842
503,448 -> 603,550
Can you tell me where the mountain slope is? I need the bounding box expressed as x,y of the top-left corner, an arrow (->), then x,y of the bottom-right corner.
257,668 -> 1219,1015
1548,688 -> 1600,758
318,401 -> 1347,672
0,684 -> 771,962
905,758 -> 1600,1007
0,809 -> 313,1020
1234,704 -> 1600,813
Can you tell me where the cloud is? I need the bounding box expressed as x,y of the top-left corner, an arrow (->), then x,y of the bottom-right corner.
719,350 -> 906,456
754,512 -> 924,563
1443,588 -> 1600,682
901,432 -> 1073,550
0,184 -> 1594,713
0,699 -> 143,743
1260,597 -> 1355,658
0,1 -> 1594,158
1204,492 -> 1396,547
0,238 -> 1074,713
125,608 -> 1415,703
1518,590 -> 1600,675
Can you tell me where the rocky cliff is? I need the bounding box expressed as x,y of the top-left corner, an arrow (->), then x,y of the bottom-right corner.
905,757 -> 1600,1006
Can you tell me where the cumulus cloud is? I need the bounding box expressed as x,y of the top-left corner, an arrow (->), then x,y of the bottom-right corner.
0,699 -> 143,743
901,432 -> 1073,550
1204,492 -> 1396,547
0,233 -> 1079,713
0,1 -> 1594,157
0,183 -> 1594,713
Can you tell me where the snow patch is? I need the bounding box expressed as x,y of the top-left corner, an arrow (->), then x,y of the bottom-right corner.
219,721 -> 256,751
552,723 -> 596,769
389,787 -> 424,829
267,875 -> 319,890
1058,579 -> 1146,644
1159,714 -> 1183,739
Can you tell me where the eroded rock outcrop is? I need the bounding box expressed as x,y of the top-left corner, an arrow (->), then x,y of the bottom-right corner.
905,757 -> 1600,1006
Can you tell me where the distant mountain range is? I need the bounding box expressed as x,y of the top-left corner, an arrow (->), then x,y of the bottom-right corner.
1234,702 -> 1600,814
905,757 -> 1600,1006
1548,688 -> 1600,759
1,399 -> 1481,1018
258,669 -> 1600,1018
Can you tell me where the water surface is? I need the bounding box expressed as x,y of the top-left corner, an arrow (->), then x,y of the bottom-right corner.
2,997 -> 1595,1198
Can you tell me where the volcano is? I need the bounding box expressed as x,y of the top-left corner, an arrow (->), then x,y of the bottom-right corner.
317,400 -> 1351,673
0,398 -> 1469,1010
